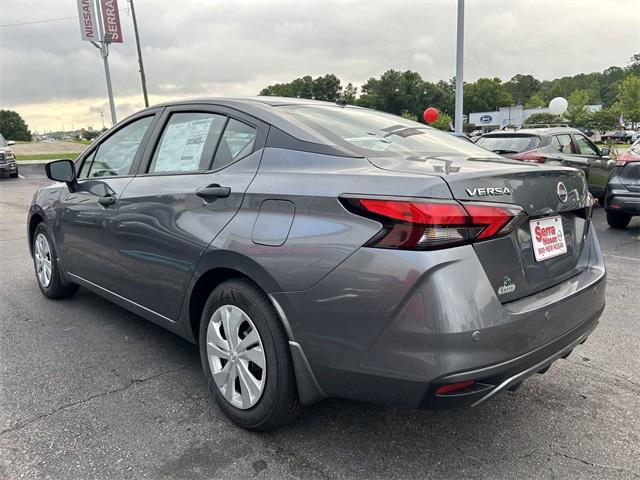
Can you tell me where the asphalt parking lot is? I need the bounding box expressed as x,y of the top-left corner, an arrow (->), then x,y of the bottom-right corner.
1,164 -> 639,480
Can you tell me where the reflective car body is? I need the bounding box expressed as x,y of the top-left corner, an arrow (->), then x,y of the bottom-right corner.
28,98 -> 605,409
476,127 -> 614,200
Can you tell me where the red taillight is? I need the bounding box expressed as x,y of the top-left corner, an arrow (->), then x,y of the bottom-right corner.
435,380 -> 476,395
510,150 -> 547,163
341,197 -> 526,250
358,199 -> 467,225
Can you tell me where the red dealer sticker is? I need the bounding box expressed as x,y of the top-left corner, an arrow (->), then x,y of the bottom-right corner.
529,215 -> 567,262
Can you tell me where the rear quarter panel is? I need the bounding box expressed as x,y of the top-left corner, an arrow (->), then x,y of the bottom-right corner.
209,147 -> 453,292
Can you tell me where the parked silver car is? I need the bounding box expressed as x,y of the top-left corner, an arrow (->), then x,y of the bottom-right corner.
29,98 -> 605,430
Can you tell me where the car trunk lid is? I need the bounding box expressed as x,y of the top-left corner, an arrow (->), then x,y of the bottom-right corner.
368,155 -> 592,302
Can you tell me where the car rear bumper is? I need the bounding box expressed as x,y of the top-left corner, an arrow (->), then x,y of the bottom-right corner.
420,310 -> 600,409
605,189 -> 640,215
276,223 -> 605,408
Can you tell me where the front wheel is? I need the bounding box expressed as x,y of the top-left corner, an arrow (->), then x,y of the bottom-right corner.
606,211 -> 632,229
32,223 -> 78,299
9,168 -> 18,178
199,279 -> 302,431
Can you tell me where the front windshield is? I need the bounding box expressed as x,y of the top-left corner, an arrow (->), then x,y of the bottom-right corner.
0,134 -> 7,147
277,105 -> 500,159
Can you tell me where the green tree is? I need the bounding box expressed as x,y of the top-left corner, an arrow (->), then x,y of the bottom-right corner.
463,78 -> 513,114
342,82 -> 358,104
564,89 -> 592,126
524,112 -> 562,125
0,110 -> 31,141
585,107 -> 620,134
615,74 -> 640,123
430,113 -> 452,131
504,74 -> 541,105
260,74 -> 342,101
311,74 -> 342,102
357,70 -> 453,120
524,95 -> 546,109
400,110 -> 418,122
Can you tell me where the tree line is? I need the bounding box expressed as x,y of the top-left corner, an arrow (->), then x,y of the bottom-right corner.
259,54 -> 640,132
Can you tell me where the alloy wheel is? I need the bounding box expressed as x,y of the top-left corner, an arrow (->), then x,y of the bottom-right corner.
34,233 -> 52,288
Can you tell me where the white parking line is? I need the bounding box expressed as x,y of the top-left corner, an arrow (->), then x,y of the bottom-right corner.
18,174 -> 25,179
604,253 -> 640,262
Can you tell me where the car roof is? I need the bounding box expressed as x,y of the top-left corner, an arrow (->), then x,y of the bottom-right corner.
154,96 -> 339,109
145,96 -> 350,145
481,126 -> 582,137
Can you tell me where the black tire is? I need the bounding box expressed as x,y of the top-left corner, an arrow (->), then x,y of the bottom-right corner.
606,211 -> 632,229
32,223 -> 79,299
9,169 -> 18,178
199,279 -> 302,431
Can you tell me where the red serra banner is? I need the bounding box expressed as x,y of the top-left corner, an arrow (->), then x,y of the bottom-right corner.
101,0 -> 123,43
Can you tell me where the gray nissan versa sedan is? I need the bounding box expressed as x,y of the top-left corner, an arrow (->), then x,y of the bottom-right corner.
28,97 -> 606,431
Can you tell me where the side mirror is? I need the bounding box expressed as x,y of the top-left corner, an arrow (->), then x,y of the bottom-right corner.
7,140 -> 15,146
599,147 -> 610,157
45,159 -> 77,191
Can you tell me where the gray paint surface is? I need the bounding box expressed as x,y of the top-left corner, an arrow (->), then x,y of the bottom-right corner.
5,164 -> 639,479
27,97 -> 606,410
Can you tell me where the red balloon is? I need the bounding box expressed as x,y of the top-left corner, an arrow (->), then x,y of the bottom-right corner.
423,107 -> 439,124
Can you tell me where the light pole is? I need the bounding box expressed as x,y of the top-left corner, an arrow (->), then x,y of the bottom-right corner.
129,0 -> 149,107
454,0 -> 465,133
91,0 -> 117,126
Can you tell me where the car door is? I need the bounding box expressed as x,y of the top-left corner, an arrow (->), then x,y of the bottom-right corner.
113,105 -> 267,320
546,133 -> 586,171
55,112 -> 159,290
571,132 -> 612,198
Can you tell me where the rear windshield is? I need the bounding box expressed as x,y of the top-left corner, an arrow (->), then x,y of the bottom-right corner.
276,105 -> 500,158
476,135 -> 540,154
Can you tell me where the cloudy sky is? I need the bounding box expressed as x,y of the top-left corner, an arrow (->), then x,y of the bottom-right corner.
1,0 -> 638,132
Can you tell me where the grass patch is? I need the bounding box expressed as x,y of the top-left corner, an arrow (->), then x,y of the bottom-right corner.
17,153 -> 79,161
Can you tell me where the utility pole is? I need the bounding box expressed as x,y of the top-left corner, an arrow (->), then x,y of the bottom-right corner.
129,0 -> 149,107
91,0 -> 117,126
454,0 -> 465,133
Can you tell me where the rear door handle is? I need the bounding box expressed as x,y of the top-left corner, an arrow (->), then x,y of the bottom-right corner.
98,195 -> 117,206
196,184 -> 231,199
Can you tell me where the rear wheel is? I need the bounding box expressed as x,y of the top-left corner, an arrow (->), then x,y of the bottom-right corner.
199,279 -> 302,431
606,211 -> 632,229
32,223 -> 78,299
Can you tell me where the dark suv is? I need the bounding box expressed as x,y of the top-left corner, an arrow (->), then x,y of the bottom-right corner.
0,133 -> 18,178
476,127 -> 613,201
604,139 -> 640,228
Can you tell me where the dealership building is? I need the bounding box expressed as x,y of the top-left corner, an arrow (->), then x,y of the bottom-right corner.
469,104 -> 602,132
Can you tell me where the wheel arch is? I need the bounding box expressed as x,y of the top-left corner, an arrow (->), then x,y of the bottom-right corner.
27,211 -> 46,256
186,250 -> 285,344
185,250 -> 325,405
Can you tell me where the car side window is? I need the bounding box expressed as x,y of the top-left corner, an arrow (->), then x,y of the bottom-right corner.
87,116 -> 153,178
573,134 -> 599,155
148,112 -> 227,173
77,151 -> 95,179
551,134 -> 574,154
212,118 -> 257,170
